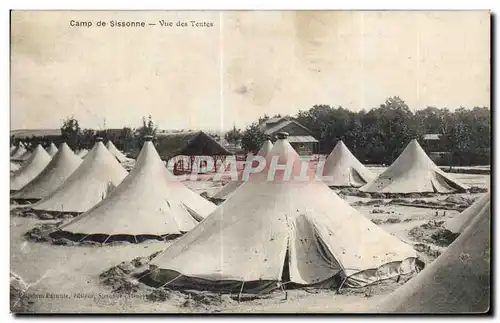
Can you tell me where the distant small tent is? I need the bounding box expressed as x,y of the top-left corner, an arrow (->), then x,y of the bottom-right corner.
76,149 -> 89,158
11,143 -> 27,159
143,135 -> 417,293
322,140 -> 375,187
46,142 -> 58,157
376,199 -> 490,313
360,139 -> 469,193
50,137 -> 216,244
444,193 -> 490,234
10,145 -> 52,191
17,149 -> 33,162
32,138 -> 128,213
10,161 -> 21,173
11,143 -> 82,201
106,140 -> 130,163
211,140 -> 274,200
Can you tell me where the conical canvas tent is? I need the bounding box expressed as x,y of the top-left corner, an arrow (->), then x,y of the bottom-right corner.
10,145 -> 52,191
76,149 -> 89,158
46,142 -> 58,157
211,140 -> 274,200
11,143 -> 82,200
376,200 -> 490,313
360,139 -> 468,193
32,138 -> 128,213
11,144 -> 27,160
106,140 -> 129,163
444,193 -> 490,234
51,137 -> 215,243
322,140 -> 375,187
144,135 -> 417,293
17,149 -> 33,162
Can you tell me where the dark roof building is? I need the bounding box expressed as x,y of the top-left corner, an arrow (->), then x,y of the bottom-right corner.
154,131 -> 232,160
258,117 -> 318,155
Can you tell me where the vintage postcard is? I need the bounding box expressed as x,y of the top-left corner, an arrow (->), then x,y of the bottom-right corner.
9,10 -> 491,314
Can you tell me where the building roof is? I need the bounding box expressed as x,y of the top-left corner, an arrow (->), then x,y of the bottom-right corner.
287,135 -> 319,143
261,119 -> 313,136
155,131 -> 232,160
423,134 -> 441,140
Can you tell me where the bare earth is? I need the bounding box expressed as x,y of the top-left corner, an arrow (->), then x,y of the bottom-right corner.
10,170 -> 490,313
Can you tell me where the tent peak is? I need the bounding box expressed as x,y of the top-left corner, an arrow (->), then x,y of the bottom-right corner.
95,137 -> 103,142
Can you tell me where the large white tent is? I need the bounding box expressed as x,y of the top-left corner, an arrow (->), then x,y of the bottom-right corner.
10,145 -> 52,191
322,140 -> 374,187
211,140 -> 274,200
360,139 -> 468,193
444,193 -> 490,234
145,135 -> 417,293
106,140 -> 130,163
46,142 -> 58,157
32,138 -> 128,213
11,143 -> 82,200
376,198 -> 490,313
51,137 -> 215,243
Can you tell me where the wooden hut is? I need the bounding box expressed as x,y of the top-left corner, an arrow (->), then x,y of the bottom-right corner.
153,131 -> 232,174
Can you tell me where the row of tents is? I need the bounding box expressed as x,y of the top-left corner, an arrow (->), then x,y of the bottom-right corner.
11,141 -> 89,162
12,135 -> 469,197
212,137 -> 469,200
9,134 -> 489,311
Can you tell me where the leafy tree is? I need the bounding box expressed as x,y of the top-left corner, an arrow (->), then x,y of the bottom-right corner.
241,122 -> 266,153
136,115 -> 158,148
138,115 -> 158,138
224,125 -> 242,145
118,127 -> 135,152
61,116 -> 81,150
81,129 -> 96,149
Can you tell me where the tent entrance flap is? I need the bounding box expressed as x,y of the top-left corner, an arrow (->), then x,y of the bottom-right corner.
350,168 -> 367,187
288,214 -> 343,285
432,172 -> 466,193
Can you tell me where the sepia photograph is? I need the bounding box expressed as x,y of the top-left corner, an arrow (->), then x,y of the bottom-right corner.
9,9 -> 491,314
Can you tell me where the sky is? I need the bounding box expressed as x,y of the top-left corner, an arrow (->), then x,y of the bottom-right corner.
10,10 -> 490,131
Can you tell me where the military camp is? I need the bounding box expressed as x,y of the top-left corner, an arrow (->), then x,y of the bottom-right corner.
9,10 -> 491,315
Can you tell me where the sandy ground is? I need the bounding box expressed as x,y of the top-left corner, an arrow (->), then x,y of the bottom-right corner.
10,170 -> 490,313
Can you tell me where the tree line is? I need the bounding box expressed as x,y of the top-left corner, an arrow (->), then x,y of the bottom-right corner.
11,96 -> 490,166
11,115 -> 159,155
235,96 -> 490,166
11,115 -> 224,157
